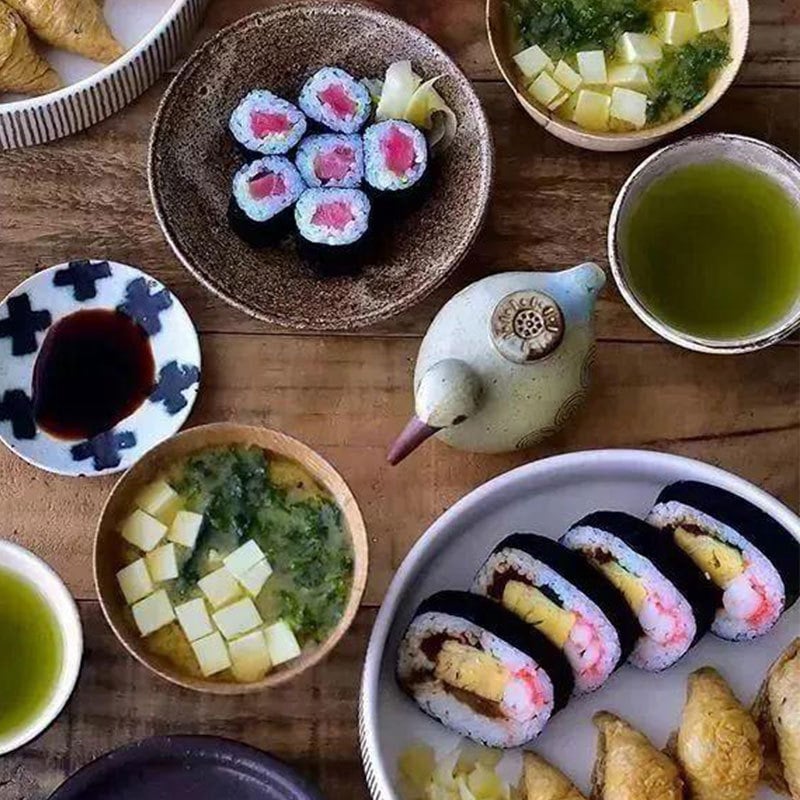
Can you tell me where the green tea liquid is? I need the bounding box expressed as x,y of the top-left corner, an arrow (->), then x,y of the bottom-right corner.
0,567 -> 63,739
622,161 -> 800,340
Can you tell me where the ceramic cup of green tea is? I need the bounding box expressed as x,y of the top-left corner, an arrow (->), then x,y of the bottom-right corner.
609,133 -> 800,352
0,540 -> 82,754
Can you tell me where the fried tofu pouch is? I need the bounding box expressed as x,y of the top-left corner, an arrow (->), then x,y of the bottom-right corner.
753,638 -> 800,798
591,712 -> 684,800
521,752 -> 587,800
5,0 -> 123,63
676,667 -> 762,800
0,1 -> 59,94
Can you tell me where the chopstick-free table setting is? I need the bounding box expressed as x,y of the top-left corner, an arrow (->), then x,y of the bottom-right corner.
0,0 -> 798,798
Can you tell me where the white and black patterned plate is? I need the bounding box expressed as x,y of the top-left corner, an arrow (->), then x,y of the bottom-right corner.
0,260 -> 201,476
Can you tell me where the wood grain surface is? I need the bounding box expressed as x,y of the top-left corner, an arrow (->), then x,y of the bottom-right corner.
0,0 -> 798,797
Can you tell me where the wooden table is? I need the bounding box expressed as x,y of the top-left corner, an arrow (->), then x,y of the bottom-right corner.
0,0 -> 798,796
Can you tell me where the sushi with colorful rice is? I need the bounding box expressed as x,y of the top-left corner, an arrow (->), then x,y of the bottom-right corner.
396,590 -> 573,748
647,480 -> 800,641
229,89 -> 307,157
364,119 -> 428,199
298,67 -> 372,134
294,134 -> 364,188
561,511 -> 717,672
228,156 -> 305,246
472,534 -> 640,695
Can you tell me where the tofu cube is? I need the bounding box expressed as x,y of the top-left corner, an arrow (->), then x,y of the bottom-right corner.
116,558 -> 154,605
512,44 -> 554,78
197,567 -> 242,609
135,481 -> 183,524
145,543 -> 179,582
610,87 -> 648,128
167,510 -> 203,549
223,540 -> 266,580
238,559 -> 273,597
229,630 -> 272,682
263,620 -> 302,666
607,63 -> 649,89
175,598 -> 214,642
132,589 -> 175,636
547,92 -> 571,110
618,32 -> 663,64
692,0 -> 729,32
656,11 -> 696,45
121,509 -> 167,553
528,71 -> 563,106
576,50 -> 607,84
212,597 -> 263,640
553,60 -> 582,92
191,631 -> 231,677
573,89 -> 611,131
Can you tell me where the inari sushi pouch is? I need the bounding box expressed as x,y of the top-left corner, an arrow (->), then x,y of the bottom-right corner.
0,2 -> 60,94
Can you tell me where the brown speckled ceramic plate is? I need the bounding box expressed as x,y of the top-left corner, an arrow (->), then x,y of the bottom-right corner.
148,2 -> 493,330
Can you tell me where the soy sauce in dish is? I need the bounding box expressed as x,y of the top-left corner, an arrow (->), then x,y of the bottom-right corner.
32,309 -> 155,440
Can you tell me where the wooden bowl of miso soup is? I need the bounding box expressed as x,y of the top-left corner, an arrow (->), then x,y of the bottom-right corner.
94,423 -> 368,694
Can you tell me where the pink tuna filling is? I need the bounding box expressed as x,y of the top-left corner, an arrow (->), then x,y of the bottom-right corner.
248,171 -> 286,200
318,84 -> 357,120
250,110 -> 292,139
381,125 -> 416,176
311,201 -> 354,232
314,145 -> 356,183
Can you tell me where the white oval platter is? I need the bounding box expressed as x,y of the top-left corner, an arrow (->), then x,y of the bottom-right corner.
360,449 -> 800,799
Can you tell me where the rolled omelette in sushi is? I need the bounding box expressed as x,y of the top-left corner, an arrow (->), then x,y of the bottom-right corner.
364,120 -> 428,195
472,533 -> 640,694
396,590 -> 574,748
228,156 -> 305,246
294,134 -> 364,188
298,67 -> 371,134
647,480 -> 800,641
229,90 -> 307,157
562,512 -> 717,671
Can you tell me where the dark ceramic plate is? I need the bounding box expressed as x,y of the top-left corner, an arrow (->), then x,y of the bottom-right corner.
148,1 -> 493,330
49,736 -> 326,800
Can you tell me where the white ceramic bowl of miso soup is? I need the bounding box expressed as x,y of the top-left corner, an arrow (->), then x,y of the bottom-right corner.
609,133 -> 800,352
94,423 -> 368,694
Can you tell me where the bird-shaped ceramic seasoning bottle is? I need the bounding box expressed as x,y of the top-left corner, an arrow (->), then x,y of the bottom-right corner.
387,263 -> 605,464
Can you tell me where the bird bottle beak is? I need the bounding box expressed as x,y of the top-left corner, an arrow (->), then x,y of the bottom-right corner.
387,416 -> 440,465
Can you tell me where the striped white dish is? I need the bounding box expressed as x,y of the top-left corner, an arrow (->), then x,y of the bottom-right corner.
0,0 -> 209,149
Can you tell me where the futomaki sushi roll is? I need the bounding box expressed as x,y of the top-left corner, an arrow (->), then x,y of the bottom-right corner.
294,188 -> 371,270
229,90 -> 307,157
396,591 -> 573,748
561,512 -> 718,672
363,119 -> 428,200
647,481 -> 800,641
294,134 -> 364,189
228,156 -> 305,246
472,534 -> 641,694
298,67 -> 372,134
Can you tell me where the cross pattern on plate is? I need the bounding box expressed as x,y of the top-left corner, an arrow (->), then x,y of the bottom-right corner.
0,389 -> 36,440
150,361 -> 200,414
0,294 -> 52,356
70,430 -> 137,471
53,259 -> 113,301
117,278 -> 173,336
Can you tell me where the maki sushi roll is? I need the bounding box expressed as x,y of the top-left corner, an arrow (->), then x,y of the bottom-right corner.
229,90 -> 307,157
647,480 -> 800,641
396,590 -> 573,748
294,188 -> 371,270
294,134 -> 364,189
364,120 -> 428,198
561,512 -> 717,672
472,534 -> 640,694
229,156 -> 305,246
298,67 -> 371,134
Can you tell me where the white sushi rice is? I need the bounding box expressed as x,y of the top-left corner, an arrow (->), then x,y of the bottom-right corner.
397,611 -> 555,748
562,526 -> 697,671
473,548 -> 622,694
648,500 -> 786,640
295,188 -> 370,246
229,90 -> 307,155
